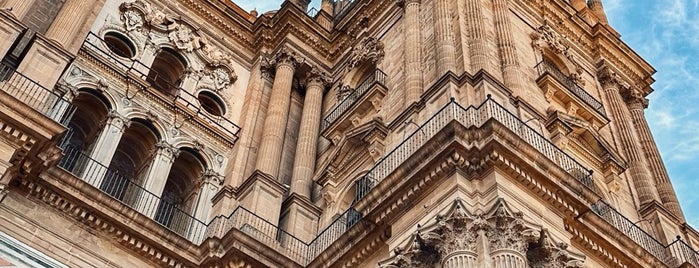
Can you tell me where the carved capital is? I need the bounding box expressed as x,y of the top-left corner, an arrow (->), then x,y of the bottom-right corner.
597,67 -> 628,91
275,47 -> 300,70
306,68 -> 331,88
531,23 -> 570,56
486,202 -> 526,253
106,110 -> 131,131
623,87 -> 649,110
155,141 -> 180,161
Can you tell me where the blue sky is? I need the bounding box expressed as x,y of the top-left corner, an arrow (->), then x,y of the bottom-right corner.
231,0 -> 699,226
604,0 -> 699,227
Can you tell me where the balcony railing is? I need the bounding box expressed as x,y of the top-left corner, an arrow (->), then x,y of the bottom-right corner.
321,68 -> 387,131
80,32 -> 240,143
205,206 -> 310,264
591,201 -> 699,267
306,208 -> 362,260
58,145 -> 208,244
354,96 -> 596,204
535,59 -> 606,116
0,63 -> 75,126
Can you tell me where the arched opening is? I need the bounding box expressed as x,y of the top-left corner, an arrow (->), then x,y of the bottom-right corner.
60,90 -> 111,169
147,48 -> 187,96
154,148 -> 206,230
103,32 -> 136,58
197,91 -> 226,116
103,119 -> 160,201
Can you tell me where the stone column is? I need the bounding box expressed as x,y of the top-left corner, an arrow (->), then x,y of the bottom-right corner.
626,92 -> 685,221
0,0 -> 34,20
255,49 -> 298,179
465,0 -> 490,72
139,141 -> 179,217
192,170 -> 223,222
599,68 -> 659,205
492,0 -> 525,97
442,251 -> 478,267
401,0 -> 423,105
433,0 -> 456,74
290,69 -> 328,198
89,111 -> 129,166
84,111 -> 129,189
45,0 -> 104,53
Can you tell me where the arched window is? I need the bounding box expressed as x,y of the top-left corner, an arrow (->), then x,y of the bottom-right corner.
103,32 -> 136,58
197,91 -> 226,116
147,48 -> 187,96
63,90 -> 111,150
60,90 -> 111,170
154,148 -> 206,230
104,119 -> 160,201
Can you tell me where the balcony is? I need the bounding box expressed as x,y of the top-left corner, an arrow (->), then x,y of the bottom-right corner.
58,144 -> 209,244
535,59 -> 606,118
79,32 -> 240,144
321,68 -> 387,133
353,96 -> 597,204
0,63 -> 75,126
592,201 -> 699,267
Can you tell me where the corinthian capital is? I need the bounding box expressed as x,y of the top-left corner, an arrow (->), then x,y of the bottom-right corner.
306,68 -> 331,88
623,87 -> 649,109
597,66 -> 629,91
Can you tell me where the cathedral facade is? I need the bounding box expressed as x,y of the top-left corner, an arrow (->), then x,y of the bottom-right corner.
0,0 -> 696,267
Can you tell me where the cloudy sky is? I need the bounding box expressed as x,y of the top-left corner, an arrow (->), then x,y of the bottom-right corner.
231,0 -> 699,226
604,0 -> 699,227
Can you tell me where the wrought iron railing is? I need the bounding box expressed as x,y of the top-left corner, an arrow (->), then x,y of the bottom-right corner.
306,208 -> 362,260
58,145 -> 208,244
589,201 -> 699,267
535,59 -> 606,116
321,68 -> 387,131
0,63 -> 75,126
354,97 -> 596,204
205,206 -> 310,264
667,237 -> 699,267
80,32 -> 240,142
591,201 -> 673,265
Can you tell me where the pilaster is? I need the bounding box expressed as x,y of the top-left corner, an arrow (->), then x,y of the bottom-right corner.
45,0 -> 105,53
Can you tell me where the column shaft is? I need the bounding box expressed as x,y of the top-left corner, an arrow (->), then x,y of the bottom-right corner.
492,0 -> 525,97
601,78 -> 659,205
256,59 -> 296,178
89,112 -> 128,166
433,0 -> 456,74
465,0 -> 490,72
403,0 -> 423,104
45,0 -> 99,51
628,100 -> 685,220
442,251 -> 478,268
290,77 -> 324,198
1,0 -> 34,20
491,251 -> 526,268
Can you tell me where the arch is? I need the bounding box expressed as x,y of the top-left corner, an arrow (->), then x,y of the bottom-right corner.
121,109 -> 169,141
147,47 -> 188,96
170,139 -> 215,170
154,147 -> 207,229
107,118 -> 161,182
63,89 -> 111,151
541,50 -> 575,76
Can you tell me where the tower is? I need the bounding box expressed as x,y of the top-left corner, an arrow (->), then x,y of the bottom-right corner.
0,0 -> 695,267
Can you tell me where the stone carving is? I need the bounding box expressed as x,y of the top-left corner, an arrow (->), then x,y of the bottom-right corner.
379,199 -> 586,267
211,68 -> 234,90
306,68 -> 332,87
122,10 -> 144,32
486,201 -> 527,253
347,37 -> 385,72
169,24 -> 201,52
531,24 -> 570,56
261,47 -> 301,75
527,230 -> 586,268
